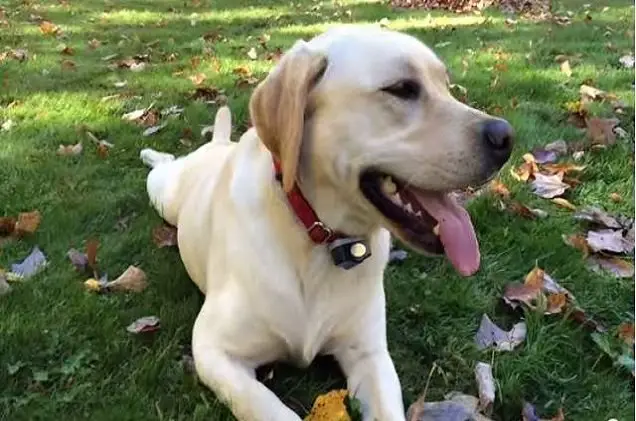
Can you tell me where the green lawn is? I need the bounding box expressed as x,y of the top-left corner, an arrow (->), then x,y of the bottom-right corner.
0,0 -> 634,420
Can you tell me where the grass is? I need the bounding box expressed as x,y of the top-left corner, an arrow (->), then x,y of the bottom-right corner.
0,0 -> 633,420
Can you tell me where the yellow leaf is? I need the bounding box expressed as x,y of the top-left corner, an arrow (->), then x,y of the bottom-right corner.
560,60 -> 572,77
551,198 -> 576,211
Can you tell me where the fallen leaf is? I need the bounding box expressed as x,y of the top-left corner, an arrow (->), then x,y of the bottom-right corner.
579,84 -> 606,101
541,163 -> 586,176
152,224 -> 178,248
475,314 -> 526,352
88,39 -> 101,49
474,362 -> 495,412
531,173 -> 569,199
39,20 -> 61,36
569,307 -> 607,333
138,110 -> 160,128
106,265 -> 148,292
562,234 -> 591,257
551,198 -> 576,211
114,80 -> 127,88
304,389 -> 351,421
189,72 -> 207,85
586,229 -> 631,253
126,316 -> 160,333
61,59 -> 76,70
122,108 -> 148,121
84,277 -> 107,292
586,117 -> 619,145
508,202 -> 548,220
511,153 -> 539,182
531,149 -> 559,164
129,62 -> 146,72
388,249 -> 409,264
560,60 -> 572,77
619,54 -> 635,68
546,293 -> 567,314
586,255 -> 634,278
0,217 -> 16,236
573,206 -> 626,229
190,86 -> 222,102
86,239 -> 99,277
522,402 -> 564,421
67,248 -> 89,272
57,43 -> 74,55
407,392 -> 493,421
489,180 -> 510,199
14,210 -> 41,236
503,282 -> 542,308
618,323 -> 634,347
57,142 -> 83,156
10,246 -> 47,279
247,47 -> 258,60
142,123 -> 167,137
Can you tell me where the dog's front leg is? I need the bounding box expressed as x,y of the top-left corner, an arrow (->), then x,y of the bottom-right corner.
336,345 -> 406,421
192,310 -> 301,421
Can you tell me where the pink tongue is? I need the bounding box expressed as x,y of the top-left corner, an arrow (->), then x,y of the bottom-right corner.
413,191 -> 480,276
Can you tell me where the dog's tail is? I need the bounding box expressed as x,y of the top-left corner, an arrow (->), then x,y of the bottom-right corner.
211,105 -> 232,144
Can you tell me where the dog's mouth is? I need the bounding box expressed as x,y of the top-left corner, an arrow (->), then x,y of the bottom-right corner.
359,170 -> 480,276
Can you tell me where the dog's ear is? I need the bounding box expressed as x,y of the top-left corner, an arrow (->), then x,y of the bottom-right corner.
249,40 -> 327,193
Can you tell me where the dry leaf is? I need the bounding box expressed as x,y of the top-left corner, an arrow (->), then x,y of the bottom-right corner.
586,117 -> 619,145
503,282 -> 542,308
573,206 -> 627,229
61,59 -> 76,70
106,265 -> 148,293
143,123 -> 167,137
407,392 -> 493,421
551,198 -> 576,211
546,293 -> 567,314
562,234 -> 591,257
0,217 -> 16,236
586,229 -> 631,253
189,72 -> 207,85
57,142 -> 83,156
542,163 -> 586,176
152,224 -> 178,248
247,47 -> 258,60
531,173 -> 569,199
618,323 -> 634,347
579,84 -> 606,101
10,246 -> 47,279
67,248 -> 89,272
587,255 -> 634,278
15,210 -> 41,235
58,44 -> 74,55
489,180 -> 510,199
474,362 -> 495,412
560,60 -> 572,77
304,389 -> 351,421
511,153 -> 539,182
86,239 -> 99,276
475,314 -> 527,352
126,316 -> 160,334
88,39 -> 101,49
39,20 -> 61,35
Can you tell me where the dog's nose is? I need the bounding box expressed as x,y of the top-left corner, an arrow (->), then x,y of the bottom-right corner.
481,119 -> 514,165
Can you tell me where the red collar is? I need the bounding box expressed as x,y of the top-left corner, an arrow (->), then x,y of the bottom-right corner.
273,157 -> 347,244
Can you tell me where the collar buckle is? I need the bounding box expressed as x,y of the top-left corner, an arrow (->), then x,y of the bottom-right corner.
307,221 -> 333,244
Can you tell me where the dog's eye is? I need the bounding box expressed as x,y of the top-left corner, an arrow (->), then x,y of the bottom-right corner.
382,79 -> 421,100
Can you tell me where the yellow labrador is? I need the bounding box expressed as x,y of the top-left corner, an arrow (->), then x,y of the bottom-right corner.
140,25 -> 513,421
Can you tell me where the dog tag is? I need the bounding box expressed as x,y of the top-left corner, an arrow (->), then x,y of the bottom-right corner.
328,237 -> 371,270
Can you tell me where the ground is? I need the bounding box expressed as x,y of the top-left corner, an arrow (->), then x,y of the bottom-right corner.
0,0 -> 633,420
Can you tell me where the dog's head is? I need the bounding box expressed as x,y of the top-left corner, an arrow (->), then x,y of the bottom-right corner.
249,26 -> 514,276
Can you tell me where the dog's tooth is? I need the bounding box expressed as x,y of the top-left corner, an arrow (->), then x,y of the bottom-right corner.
433,223 -> 440,236
394,193 -> 403,205
382,177 -> 397,195
415,210 -> 422,217
404,203 -> 414,214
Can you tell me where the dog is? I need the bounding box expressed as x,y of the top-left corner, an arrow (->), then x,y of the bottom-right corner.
140,25 -> 513,421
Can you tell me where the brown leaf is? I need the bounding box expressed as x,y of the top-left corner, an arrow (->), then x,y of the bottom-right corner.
58,44 -> 74,55
586,255 -> 634,278
475,314 -> 527,351
511,153 -> 539,182
560,60 -> 572,77
106,265 -> 148,293
579,84 -> 606,101
573,206 -> 627,229
562,234 -> 591,258
0,217 -> 16,237
126,316 -> 160,334
542,163 -> 586,176
565,100 -> 588,128
586,117 -> 619,145
503,283 -> 542,308
546,293 -> 567,314
586,229 -> 631,253
474,362 -> 495,412
86,239 -> 99,275
61,59 -> 76,70
618,323 -> 634,347
138,109 -> 160,128
15,211 -> 41,235
568,306 -> 607,333
190,86 -> 222,102
189,72 -> 207,86
57,142 -> 83,156
152,224 -> 178,248
489,179 -> 510,199
551,198 -> 576,211
39,20 -> 61,35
